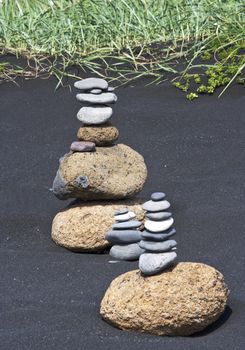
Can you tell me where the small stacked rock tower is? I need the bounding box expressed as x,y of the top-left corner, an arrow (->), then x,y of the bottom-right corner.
105,209 -> 144,260
139,192 -> 177,275
51,77 -> 147,252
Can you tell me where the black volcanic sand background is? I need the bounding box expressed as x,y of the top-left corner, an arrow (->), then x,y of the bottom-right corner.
0,75 -> 245,350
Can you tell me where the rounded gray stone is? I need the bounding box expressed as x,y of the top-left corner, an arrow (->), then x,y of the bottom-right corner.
90,88 -> 102,94
146,211 -> 172,221
142,200 -> 170,212
105,230 -> 141,244
70,141 -> 96,152
139,239 -> 177,252
76,92 -> 117,104
74,78 -> 108,90
114,211 -> 136,222
77,106 -> 112,125
112,220 -> 142,230
151,192 -> 166,201
114,208 -> 128,216
141,228 -> 176,241
110,243 -> 145,261
139,252 -> 177,275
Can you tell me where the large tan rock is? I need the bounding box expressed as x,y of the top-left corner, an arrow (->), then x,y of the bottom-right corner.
100,263 -> 229,336
52,144 -> 147,200
51,200 -> 144,252
77,122 -> 119,146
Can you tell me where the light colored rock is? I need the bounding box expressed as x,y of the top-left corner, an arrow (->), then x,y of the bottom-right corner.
74,77 -> 108,90
113,220 -> 142,230
109,243 -> 144,261
114,208 -> 128,215
90,88 -> 102,94
77,122 -> 119,146
70,141 -> 95,152
142,200 -> 170,212
144,218 -> 174,232
51,200 -> 144,252
77,106 -> 113,125
52,144 -> 147,200
100,262 -> 229,335
146,211 -> 172,221
114,211 -> 136,222
139,252 -> 177,275
151,192 -> 166,201
139,239 -> 177,252
76,92 -> 117,104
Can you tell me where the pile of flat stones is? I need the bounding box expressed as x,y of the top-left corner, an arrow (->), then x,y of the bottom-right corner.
106,209 -> 144,260
70,77 -> 119,152
139,192 -> 177,275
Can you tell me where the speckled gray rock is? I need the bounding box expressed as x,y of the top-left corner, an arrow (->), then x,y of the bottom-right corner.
139,252 -> 177,275
76,92 -> 117,104
70,141 -> 96,152
139,239 -> 177,252
51,170 -> 72,200
142,200 -> 170,212
77,106 -> 112,125
74,78 -> 108,90
105,230 -> 141,244
146,211 -> 172,221
141,228 -> 176,241
151,192 -> 166,201
110,243 -> 145,261
144,218 -> 174,232
114,211 -> 136,222
113,220 -> 142,230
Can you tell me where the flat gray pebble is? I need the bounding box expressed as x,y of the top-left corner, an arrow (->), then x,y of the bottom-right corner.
70,141 -> 96,152
105,230 -> 141,244
146,211 -> 172,221
114,208 -> 128,215
141,228 -> 176,241
139,252 -> 177,275
110,243 -> 145,261
76,92 -> 117,104
151,192 -> 166,201
90,88 -> 102,94
74,77 -> 108,90
139,239 -> 177,252
113,220 -> 142,230
142,200 -> 170,212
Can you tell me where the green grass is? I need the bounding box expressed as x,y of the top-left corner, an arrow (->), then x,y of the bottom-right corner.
0,0 -> 244,94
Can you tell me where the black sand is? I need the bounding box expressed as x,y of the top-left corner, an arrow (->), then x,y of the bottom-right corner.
1,76 -> 245,349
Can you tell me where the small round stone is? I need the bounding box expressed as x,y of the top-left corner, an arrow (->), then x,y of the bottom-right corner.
114,208 -> 128,216
76,92 -> 117,104
77,122 -> 119,146
77,106 -> 113,125
74,77 -> 108,90
144,218 -> 174,233
142,200 -> 170,212
139,239 -> 177,252
151,192 -> 166,201
113,220 -> 142,230
139,252 -> 177,275
141,228 -> 176,241
90,88 -> 102,94
114,211 -> 136,222
146,211 -> 172,221
70,141 -> 96,152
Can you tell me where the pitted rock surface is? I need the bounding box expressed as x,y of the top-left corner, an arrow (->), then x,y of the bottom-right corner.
77,122 -> 119,146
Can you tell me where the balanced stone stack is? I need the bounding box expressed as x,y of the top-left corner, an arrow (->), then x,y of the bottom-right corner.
139,192 -> 177,275
106,209 -> 144,260
51,77 -> 147,252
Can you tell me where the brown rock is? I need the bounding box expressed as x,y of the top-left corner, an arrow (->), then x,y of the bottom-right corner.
51,200 -> 144,252
52,144 -> 147,200
100,263 -> 229,336
77,122 -> 119,146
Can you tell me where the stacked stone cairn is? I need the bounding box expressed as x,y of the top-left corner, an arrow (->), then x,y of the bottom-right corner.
105,208 -> 144,260
71,77 -> 118,151
139,192 -> 177,275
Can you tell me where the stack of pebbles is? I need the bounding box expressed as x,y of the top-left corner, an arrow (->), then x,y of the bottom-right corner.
139,192 -> 177,275
105,208 -> 144,261
72,77 -> 119,149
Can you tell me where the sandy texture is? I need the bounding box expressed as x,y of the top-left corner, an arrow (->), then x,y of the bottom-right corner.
77,122 -> 119,146
100,262 -> 229,336
52,144 -> 147,200
51,200 -> 144,252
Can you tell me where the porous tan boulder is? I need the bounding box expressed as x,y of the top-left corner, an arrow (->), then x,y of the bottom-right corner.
52,144 -> 147,200
100,262 -> 229,336
77,122 -> 119,146
52,200 -> 144,252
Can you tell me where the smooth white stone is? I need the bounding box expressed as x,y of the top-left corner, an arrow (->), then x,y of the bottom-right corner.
77,106 -> 112,124
144,217 -> 174,232
74,77 -> 108,90
142,200 -> 170,212
114,211 -> 136,222
76,92 -> 117,104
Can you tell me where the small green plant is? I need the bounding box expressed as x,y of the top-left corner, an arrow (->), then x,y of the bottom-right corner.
186,92 -> 198,101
